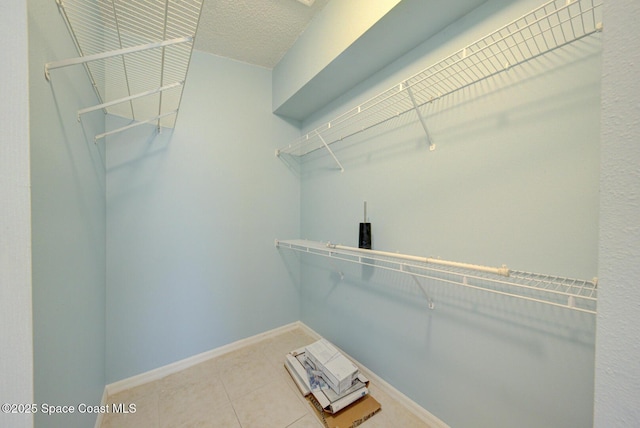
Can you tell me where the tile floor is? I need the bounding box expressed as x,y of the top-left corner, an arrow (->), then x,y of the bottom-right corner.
101,326 -> 433,428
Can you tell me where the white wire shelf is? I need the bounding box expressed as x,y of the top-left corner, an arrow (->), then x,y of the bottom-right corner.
276,0 -> 603,162
45,0 -> 204,140
276,239 -> 597,315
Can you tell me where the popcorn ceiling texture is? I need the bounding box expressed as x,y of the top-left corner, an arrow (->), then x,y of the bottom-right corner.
195,0 -> 330,68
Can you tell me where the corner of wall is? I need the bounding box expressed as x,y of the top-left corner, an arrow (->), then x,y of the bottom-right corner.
594,1 -> 640,426
0,1 -> 34,427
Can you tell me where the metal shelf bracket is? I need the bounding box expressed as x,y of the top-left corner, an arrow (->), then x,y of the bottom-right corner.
404,82 -> 435,151
318,132 -> 345,173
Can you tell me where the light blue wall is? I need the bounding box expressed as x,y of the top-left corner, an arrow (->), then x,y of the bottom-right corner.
272,0 -> 488,121
106,51 -> 301,382
273,0 -> 401,117
297,0 -> 600,426
28,1 -> 106,427
7,0 -> 640,426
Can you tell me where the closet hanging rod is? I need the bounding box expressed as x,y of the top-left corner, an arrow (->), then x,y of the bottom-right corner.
77,81 -> 184,120
276,239 -> 597,314
44,36 -> 193,80
94,110 -> 177,142
326,242 -> 510,277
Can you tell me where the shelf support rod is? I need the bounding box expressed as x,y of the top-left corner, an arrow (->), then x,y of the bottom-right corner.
77,81 -> 184,121
45,36 -> 193,80
94,110 -> 178,142
404,82 -> 435,150
317,132 -> 345,172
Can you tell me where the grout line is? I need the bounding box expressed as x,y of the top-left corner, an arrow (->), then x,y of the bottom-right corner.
229,399 -> 242,428
285,413 -> 310,428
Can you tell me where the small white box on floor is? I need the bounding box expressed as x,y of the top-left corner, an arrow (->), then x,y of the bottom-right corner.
284,346 -> 370,414
304,339 -> 359,395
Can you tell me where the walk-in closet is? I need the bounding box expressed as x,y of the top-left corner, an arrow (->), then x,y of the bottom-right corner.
2,0 -> 640,427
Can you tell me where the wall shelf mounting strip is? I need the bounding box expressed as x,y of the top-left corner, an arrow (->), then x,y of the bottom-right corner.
276,0 -> 602,170
276,239 -> 597,314
45,0 -> 204,141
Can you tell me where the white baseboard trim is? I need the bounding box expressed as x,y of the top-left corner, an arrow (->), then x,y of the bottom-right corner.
99,320 -> 447,428
104,321 -> 302,397
296,322 -> 449,428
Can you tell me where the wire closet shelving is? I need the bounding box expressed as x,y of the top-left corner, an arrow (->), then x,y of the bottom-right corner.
45,0 -> 204,141
276,240 -> 598,315
275,0 -> 603,170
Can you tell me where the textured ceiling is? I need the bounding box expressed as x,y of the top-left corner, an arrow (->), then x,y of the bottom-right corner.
195,0 -> 331,69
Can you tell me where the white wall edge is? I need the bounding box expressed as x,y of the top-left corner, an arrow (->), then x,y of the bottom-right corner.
100,320 -> 447,427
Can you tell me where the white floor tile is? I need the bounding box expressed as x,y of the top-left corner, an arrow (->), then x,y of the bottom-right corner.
218,352 -> 281,401
101,391 -> 158,428
102,326 -> 435,428
158,378 -> 232,428
286,412 -> 324,428
232,377 -> 309,428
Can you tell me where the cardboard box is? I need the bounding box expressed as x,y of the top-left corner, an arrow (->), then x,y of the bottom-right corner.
311,380 -> 369,414
305,339 -> 359,395
285,350 -> 370,413
307,393 -> 381,428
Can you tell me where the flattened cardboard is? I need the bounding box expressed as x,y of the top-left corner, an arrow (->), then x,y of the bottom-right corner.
307,393 -> 381,428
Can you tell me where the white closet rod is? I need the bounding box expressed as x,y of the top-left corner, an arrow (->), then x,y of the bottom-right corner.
327,242 -> 510,277
94,110 -> 177,142
276,239 -> 597,314
44,36 -> 192,80
77,81 -> 184,120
